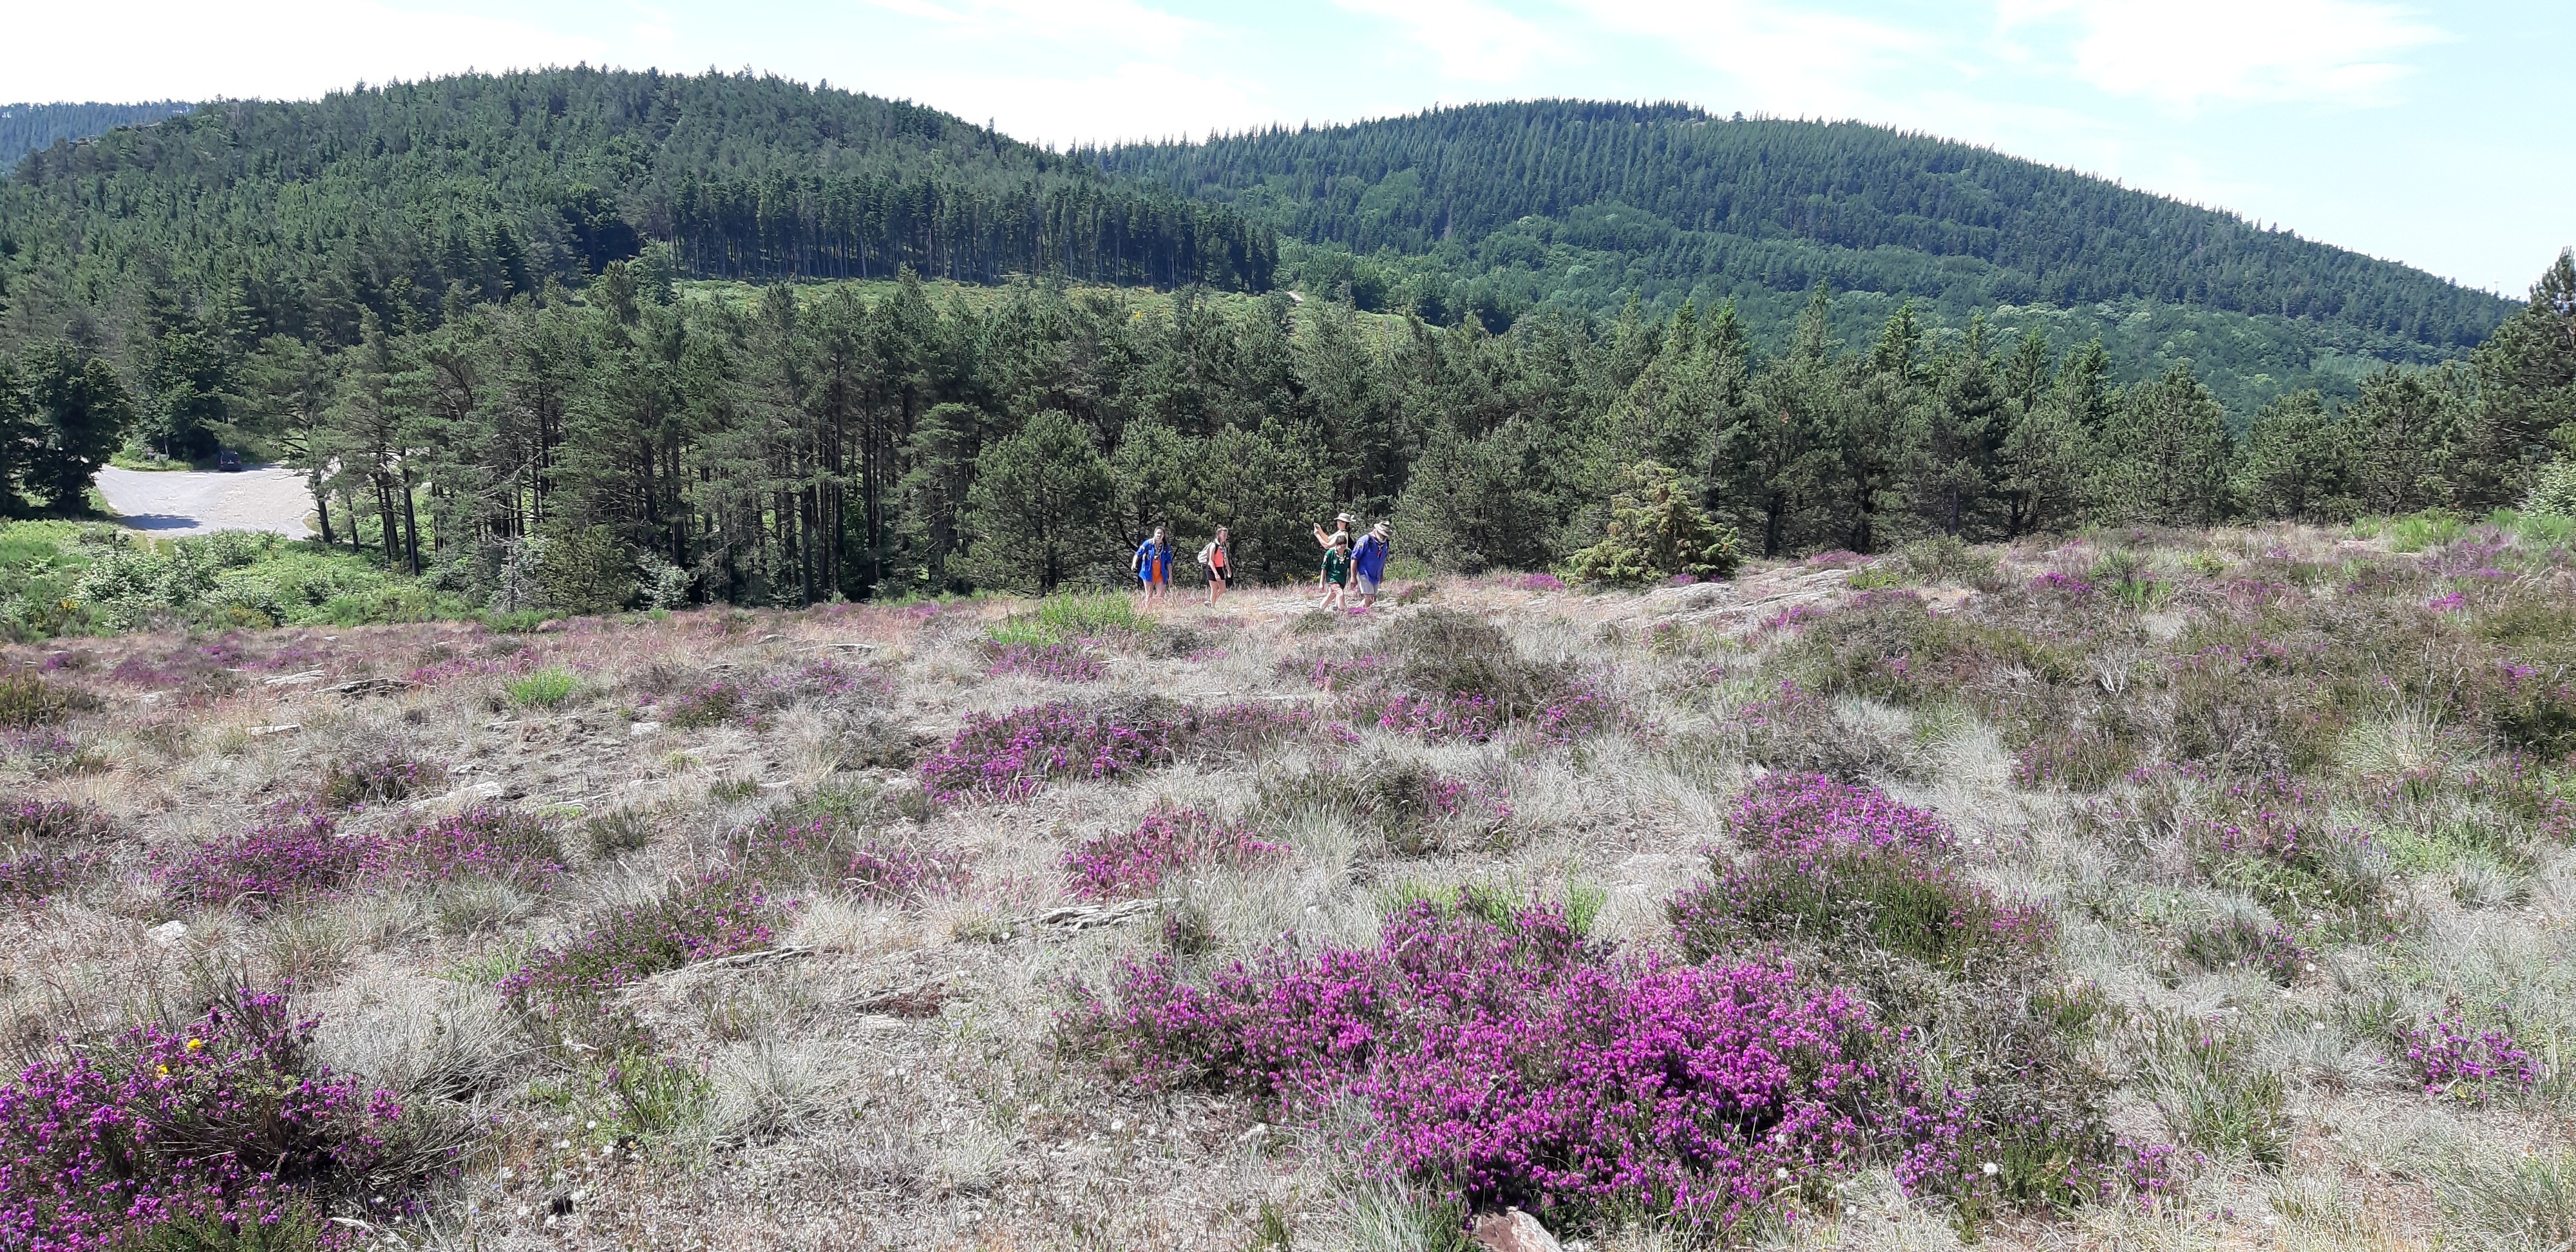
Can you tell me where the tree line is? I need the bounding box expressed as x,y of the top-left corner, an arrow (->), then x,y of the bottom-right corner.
2,251 -> 2569,613
0,69 -> 1274,368
1092,100 -> 2510,350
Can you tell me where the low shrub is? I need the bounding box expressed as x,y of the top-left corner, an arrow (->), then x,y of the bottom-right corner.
663,678 -> 748,728
982,641 -> 1106,682
1,798 -> 111,844
164,805 -> 567,915
317,749 -> 439,810
2403,1009 -> 2538,1099
1670,850 -> 2052,977
500,869 -> 780,1007
0,670 -> 98,728
726,812 -> 967,902
987,592 -> 1150,648
1066,805 -> 1284,899
161,808 -> 373,917
1727,772 -> 1956,864
2174,915 -> 2308,985
0,986 -> 412,1252
1256,760 -> 1513,854
389,806 -> 567,892
0,851 -> 100,899
917,698 -> 1320,804
1071,892 -> 1956,1233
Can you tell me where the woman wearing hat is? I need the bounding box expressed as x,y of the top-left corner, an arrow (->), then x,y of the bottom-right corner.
1312,513 -> 1354,553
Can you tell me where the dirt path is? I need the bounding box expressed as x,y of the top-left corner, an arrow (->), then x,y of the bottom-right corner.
93,465 -> 316,538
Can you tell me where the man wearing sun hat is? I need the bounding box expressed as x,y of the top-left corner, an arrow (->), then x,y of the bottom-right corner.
1350,519 -> 1392,609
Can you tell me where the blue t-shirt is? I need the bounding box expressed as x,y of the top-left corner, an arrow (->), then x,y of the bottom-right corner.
1134,539 -> 1171,582
1352,532 -> 1388,580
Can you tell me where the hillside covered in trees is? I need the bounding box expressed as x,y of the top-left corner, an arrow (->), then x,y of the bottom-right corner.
0,68 -> 1274,353
1092,101 -> 2515,406
2,71 -> 2571,630
0,100 -> 192,167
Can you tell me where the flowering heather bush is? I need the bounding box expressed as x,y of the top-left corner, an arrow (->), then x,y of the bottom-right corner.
770,658 -> 891,704
1727,773 -> 1956,865
918,701 -> 1175,803
317,749 -> 439,810
1,798 -> 109,844
652,658 -> 893,729
1074,893 -> 1960,1231
1514,572 -> 1566,593
0,851 -> 98,899
164,805 -> 567,915
162,808 -> 373,917
2030,571 -> 2098,598
0,987 -> 406,1252
981,640 -> 1107,682
1674,778 -> 2045,975
404,649 -> 536,687
0,670 -> 98,728
1347,690 -> 1504,742
917,699 -> 1319,804
663,678 -> 751,728
387,806 -> 567,891
2403,1010 -> 2538,1098
1287,651 -> 1388,690
500,869 -> 780,1007
1065,805 -> 1285,899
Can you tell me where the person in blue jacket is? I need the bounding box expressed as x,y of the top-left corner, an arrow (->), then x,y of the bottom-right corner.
1350,520 -> 1392,609
1132,526 -> 1173,608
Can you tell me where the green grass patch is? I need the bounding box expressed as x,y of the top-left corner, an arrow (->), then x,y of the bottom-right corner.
2356,510 -> 2465,553
985,591 -> 1151,647
506,667 -> 580,708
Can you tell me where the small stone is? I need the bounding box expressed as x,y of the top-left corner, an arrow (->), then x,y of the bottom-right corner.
1472,1208 -> 1562,1252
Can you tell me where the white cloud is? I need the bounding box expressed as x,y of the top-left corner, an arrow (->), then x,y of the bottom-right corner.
2000,0 -> 2445,111
0,0 -> 608,102
871,61 -> 1275,148
861,0 -> 1203,57
1560,0 -> 1937,119
1330,0 -> 1558,82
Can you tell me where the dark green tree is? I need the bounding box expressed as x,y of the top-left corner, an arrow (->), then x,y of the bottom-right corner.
24,343 -> 133,511
956,409 -> 1115,593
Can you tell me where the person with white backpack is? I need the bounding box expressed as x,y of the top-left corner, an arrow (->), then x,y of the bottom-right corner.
1198,526 -> 1233,606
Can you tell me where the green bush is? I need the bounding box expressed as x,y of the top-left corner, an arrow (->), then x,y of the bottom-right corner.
534,525 -> 638,616
1566,461 -> 1741,585
0,671 -> 98,728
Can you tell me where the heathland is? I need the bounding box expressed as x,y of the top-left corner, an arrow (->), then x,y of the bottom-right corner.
7,522 -> 2576,1249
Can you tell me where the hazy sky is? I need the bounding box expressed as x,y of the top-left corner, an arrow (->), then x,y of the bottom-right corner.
7,1 -> 2565,297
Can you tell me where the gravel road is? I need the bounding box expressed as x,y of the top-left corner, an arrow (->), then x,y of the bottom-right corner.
94,466 -> 317,538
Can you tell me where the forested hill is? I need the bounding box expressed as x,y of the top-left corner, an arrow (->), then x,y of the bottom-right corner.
0,102 -> 193,167
0,69 -> 1273,348
1092,100 -> 2511,361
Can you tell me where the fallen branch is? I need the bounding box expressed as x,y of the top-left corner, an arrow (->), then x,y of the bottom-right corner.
1028,899 -> 1160,931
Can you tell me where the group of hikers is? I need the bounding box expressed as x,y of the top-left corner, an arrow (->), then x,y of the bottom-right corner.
1129,513 -> 1392,611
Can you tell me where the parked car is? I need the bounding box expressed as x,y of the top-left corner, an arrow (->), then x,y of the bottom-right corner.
216,450 -> 242,471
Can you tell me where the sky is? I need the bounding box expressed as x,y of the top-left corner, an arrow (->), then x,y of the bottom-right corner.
4,0 -> 2566,298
